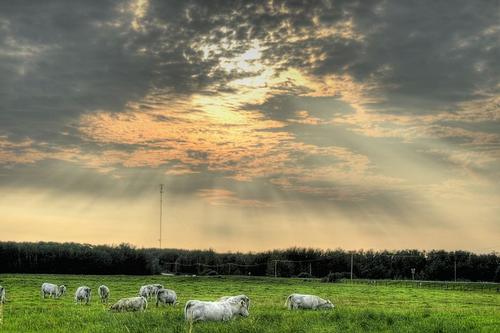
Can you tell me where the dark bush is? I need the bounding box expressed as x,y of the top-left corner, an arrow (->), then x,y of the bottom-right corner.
200,269 -> 218,276
297,272 -> 312,278
494,266 -> 500,283
322,272 -> 350,283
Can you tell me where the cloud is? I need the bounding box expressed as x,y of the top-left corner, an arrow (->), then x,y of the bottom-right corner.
197,188 -> 272,208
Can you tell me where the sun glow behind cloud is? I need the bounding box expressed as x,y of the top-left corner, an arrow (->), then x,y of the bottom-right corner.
78,69 -> 365,184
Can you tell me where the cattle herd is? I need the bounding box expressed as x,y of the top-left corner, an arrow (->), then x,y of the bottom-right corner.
0,283 -> 335,323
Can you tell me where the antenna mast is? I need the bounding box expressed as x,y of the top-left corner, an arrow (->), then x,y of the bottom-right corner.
159,184 -> 164,249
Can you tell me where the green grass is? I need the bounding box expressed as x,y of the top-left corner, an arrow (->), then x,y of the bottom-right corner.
0,274 -> 498,332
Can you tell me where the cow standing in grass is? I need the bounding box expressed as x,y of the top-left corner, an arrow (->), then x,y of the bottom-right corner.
184,299 -> 249,322
156,288 -> 177,307
59,285 -> 67,296
285,294 -> 334,310
0,286 -> 5,304
98,285 -> 110,303
139,285 -> 152,299
75,286 -> 91,305
150,284 -> 163,298
110,296 -> 148,312
139,284 -> 163,299
41,283 -> 66,299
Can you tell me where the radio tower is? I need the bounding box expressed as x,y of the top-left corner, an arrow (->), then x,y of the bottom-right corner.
159,184 -> 164,249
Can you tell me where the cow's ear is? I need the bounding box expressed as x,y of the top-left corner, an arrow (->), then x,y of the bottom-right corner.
240,300 -> 245,306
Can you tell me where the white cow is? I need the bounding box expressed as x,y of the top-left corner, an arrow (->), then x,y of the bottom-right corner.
0,286 -> 5,304
156,288 -> 177,307
285,293 -> 334,310
139,284 -> 163,299
110,296 -> 148,312
41,283 -> 66,299
217,295 -> 250,309
75,286 -> 91,305
139,285 -> 152,298
184,299 -> 249,322
98,285 -> 110,303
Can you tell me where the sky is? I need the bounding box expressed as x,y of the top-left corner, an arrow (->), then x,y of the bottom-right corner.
0,0 -> 499,253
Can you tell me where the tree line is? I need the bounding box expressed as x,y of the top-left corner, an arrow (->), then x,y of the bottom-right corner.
0,241 -> 498,282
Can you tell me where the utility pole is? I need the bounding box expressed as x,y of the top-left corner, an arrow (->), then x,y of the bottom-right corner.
309,262 -> 312,276
350,252 -> 354,281
159,184 -> 164,249
274,260 -> 278,278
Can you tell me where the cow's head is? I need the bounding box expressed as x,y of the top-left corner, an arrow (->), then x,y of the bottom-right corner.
242,295 -> 250,308
58,285 -> 67,296
237,300 -> 250,317
319,299 -> 334,309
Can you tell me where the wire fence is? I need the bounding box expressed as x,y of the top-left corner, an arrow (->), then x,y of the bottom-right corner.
158,252 -> 499,283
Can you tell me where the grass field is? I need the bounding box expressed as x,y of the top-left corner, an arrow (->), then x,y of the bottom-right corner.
0,274 -> 498,332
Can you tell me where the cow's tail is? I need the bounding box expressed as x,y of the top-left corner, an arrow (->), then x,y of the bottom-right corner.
184,301 -> 195,321
285,295 -> 293,309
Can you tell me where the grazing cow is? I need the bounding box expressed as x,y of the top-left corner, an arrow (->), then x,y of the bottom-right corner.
184,299 -> 249,322
285,294 -> 334,310
98,285 -> 110,303
41,283 -> 65,299
139,285 -> 152,298
217,295 -> 250,309
156,288 -> 177,307
151,284 -> 163,298
75,286 -> 92,305
110,296 -> 148,312
139,284 -> 163,299
0,286 -> 5,304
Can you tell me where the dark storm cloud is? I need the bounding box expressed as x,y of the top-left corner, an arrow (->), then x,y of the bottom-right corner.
248,95 -> 355,122
0,1 -> 141,136
314,1 -> 500,114
0,0 -> 249,140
